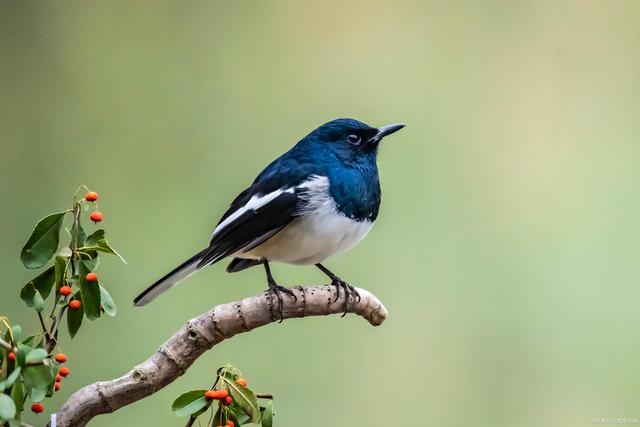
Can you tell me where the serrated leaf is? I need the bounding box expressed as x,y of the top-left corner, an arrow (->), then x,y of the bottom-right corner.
33,290 -> 45,312
172,390 -> 209,417
262,400 -> 273,427
20,266 -> 55,307
79,261 -> 101,320
67,292 -> 84,338
25,348 -> 47,364
223,377 -> 261,423
21,212 -> 66,269
0,393 -> 16,420
99,285 -> 116,317
84,229 -> 127,264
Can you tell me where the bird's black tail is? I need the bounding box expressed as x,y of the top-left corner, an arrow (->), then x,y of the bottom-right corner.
133,248 -> 210,307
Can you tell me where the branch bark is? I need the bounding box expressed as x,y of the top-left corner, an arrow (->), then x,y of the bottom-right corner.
51,285 -> 387,426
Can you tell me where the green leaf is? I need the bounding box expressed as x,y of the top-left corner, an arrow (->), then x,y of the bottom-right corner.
54,256 -> 67,293
20,266 -> 55,307
79,261 -> 101,320
75,222 -> 87,247
171,390 -> 209,417
11,325 -> 22,342
33,290 -> 45,312
20,212 -> 66,269
262,400 -> 273,427
84,229 -> 127,264
5,367 -> 21,388
30,386 -> 47,402
67,292 -> 84,338
25,348 -> 47,364
79,250 -> 99,271
10,375 -> 24,415
22,364 -> 53,393
0,393 -> 17,421
99,285 -> 117,317
223,377 -> 261,423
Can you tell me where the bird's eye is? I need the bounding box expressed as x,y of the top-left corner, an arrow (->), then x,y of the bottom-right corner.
347,134 -> 361,145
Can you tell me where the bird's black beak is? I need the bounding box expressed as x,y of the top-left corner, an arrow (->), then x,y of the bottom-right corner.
372,123 -> 406,142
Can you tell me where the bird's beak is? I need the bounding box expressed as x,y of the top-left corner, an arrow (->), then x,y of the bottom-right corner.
372,123 -> 406,142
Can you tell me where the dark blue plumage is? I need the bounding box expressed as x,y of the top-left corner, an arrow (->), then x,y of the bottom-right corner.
134,118 -> 405,311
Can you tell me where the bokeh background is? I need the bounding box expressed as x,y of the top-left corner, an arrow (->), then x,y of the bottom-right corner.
2,1 -> 640,426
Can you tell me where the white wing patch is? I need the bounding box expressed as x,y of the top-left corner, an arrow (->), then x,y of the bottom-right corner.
212,187 -> 294,238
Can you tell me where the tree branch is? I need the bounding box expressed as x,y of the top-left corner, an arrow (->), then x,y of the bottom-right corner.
51,285 -> 387,426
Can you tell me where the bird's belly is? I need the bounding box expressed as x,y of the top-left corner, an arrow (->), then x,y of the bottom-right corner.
241,210 -> 373,265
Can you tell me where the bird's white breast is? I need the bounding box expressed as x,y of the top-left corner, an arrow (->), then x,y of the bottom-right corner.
239,176 -> 373,265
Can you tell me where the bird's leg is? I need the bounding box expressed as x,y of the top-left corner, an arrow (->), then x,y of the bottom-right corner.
263,260 -> 296,322
315,263 -> 361,317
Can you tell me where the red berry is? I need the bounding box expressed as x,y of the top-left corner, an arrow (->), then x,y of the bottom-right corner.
59,367 -> 70,377
69,300 -> 81,309
224,396 -> 233,405
8,352 -> 16,361
56,374 -> 62,382
59,285 -> 73,296
85,272 -> 98,282
85,191 -> 98,202
227,421 -> 235,427
236,378 -> 248,387
54,353 -> 67,363
31,403 -> 44,413
55,381 -> 61,391
90,211 -> 103,223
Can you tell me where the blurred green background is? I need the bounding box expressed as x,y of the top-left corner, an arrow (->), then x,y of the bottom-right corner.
1,1 -> 640,426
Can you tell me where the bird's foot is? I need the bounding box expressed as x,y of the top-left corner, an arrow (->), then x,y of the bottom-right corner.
266,280 -> 297,322
331,278 -> 361,317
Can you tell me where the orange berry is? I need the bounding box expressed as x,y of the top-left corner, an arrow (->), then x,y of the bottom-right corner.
85,191 -> 98,202
54,353 -> 67,363
31,403 -> 44,413
90,211 -> 103,223
236,378 -> 248,387
85,272 -> 98,282
224,396 -> 233,405
69,300 -> 81,309
59,367 -> 70,377
56,374 -> 62,382
204,389 -> 228,400
55,381 -> 61,391
59,285 -> 73,296
8,352 -> 16,361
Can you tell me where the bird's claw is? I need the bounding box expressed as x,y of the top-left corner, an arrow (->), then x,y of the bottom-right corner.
331,279 -> 361,317
267,282 -> 297,322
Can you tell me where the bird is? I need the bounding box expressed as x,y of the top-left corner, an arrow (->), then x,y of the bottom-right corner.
133,118 -> 405,319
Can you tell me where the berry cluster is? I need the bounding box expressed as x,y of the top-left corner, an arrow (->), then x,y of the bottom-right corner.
29,353 -> 70,414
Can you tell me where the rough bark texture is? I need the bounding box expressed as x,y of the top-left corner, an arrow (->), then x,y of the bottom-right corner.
51,285 -> 387,426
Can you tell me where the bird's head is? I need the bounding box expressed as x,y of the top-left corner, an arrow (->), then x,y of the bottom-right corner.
305,118 -> 405,162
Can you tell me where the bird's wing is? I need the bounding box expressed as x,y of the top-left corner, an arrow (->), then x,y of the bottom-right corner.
196,182 -> 301,268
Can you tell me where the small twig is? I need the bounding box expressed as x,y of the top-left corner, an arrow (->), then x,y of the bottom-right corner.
51,285 -> 387,427
255,393 -> 273,400
0,337 -> 14,352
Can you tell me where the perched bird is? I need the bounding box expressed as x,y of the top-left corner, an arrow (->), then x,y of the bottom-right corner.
133,118 -> 405,318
